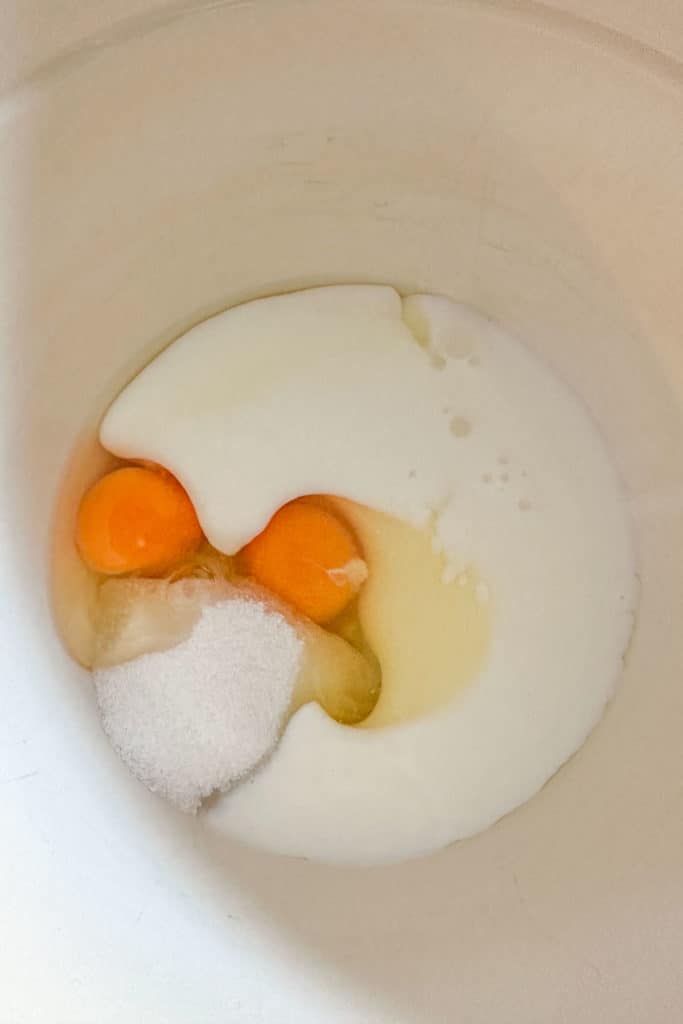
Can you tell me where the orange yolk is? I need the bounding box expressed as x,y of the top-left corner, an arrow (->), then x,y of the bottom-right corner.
76,466 -> 203,575
239,499 -> 367,624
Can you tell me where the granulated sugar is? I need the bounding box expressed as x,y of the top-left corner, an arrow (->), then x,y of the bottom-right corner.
94,598 -> 303,811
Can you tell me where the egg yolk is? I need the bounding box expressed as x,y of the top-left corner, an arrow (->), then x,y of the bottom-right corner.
239,499 -> 367,624
76,466 -> 203,575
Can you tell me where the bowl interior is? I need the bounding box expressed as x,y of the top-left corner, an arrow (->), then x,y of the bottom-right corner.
1,1 -> 682,1020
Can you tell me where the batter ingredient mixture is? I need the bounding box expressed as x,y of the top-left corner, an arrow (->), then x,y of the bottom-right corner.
55,285 -> 637,864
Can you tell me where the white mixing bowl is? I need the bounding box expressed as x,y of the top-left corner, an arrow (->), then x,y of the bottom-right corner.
1,2 -> 682,1020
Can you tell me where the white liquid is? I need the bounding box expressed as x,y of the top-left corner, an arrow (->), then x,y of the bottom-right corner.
101,286 -> 637,865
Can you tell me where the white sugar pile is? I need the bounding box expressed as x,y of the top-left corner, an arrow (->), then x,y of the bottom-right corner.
94,598 -> 303,812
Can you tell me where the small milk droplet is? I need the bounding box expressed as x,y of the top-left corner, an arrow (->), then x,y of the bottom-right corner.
449,416 -> 472,438
441,564 -> 459,585
431,533 -> 444,555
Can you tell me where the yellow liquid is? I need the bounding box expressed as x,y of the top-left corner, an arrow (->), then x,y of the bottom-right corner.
330,498 -> 491,728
